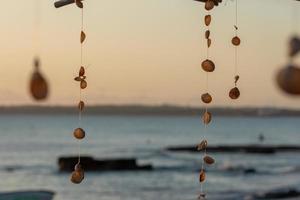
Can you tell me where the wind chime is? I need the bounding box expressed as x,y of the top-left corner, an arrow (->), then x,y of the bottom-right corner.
70,0 -> 87,184
229,0 -> 241,100
197,0 -> 217,199
29,0 -> 49,101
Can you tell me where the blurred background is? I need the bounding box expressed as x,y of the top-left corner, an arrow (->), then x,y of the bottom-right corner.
0,0 -> 300,199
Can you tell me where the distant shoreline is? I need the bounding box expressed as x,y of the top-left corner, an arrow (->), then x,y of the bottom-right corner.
0,105 -> 300,116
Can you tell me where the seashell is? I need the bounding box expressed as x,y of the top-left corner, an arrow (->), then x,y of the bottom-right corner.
80,80 -> 87,89
75,0 -> 83,9
202,111 -> 212,125
229,87 -> 240,99
289,36 -> 300,57
205,0 -> 214,11
205,30 -> 210,39
73,128 -> 85,140
74,76 -> 82,82
203,155 -> 215,165
78,101 -> 85,111
207,38 -> 211,48
70,170 -> 84,184
80,31 -> 86,43
79,66 -> 85,76
197,140 -> 208,151
232,36 -> 241,46
201,59 -> 215,72
197,193 -> 206,200
276,64 -> 300,95
201,93 -> 212,104
235,75 -> 240,84
204,15 -> 211,26
30,68 -> 49,101
199,170 -> 206,183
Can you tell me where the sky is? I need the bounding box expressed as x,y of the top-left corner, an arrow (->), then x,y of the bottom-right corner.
0,0 -> 300,108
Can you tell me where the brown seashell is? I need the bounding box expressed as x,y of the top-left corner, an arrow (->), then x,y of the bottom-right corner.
74,76 -> 82,82
276,64 -> 300,95
202,111 -> 212,125
199,170 -> 206,183
78,101 -> 85,111
205,0 -> 214,11
201,59 -> 215,72
30,69 -> 49,101
75,0 -> 83,9
80,80 -> 87,89
205,30 -> 210,39
235,75 -> 240,84
207,38 -> 212,48
229,87 -> 240,99
204,15 -> 211,26
289,36 -> 300,57
79,66 -> 85,76
201,93 -> 212,104
73,128 -> 85,140
197,140 -> 208,151
80,31 -> 86,44
70,170 -> 84,184
203,155 -> 215,165
232,36 -> 241,46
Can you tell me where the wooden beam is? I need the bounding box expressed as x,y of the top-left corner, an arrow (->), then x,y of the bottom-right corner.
54,0 -> 300,9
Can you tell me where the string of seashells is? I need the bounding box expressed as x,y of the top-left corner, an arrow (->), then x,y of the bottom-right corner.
70,0 -> 87,184
197,0 -> 217,199
229,0 -> 241,100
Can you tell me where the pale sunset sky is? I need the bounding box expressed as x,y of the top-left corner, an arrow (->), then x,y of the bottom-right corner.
0,0 -> 300,107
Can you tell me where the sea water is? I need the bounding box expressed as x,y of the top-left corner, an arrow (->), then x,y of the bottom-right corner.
0,114 -> 299,200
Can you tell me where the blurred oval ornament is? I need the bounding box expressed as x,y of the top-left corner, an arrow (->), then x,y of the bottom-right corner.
232,36 -> 241,46
199,170 -> 206,183
30,58 -> 49,101
201,93 -> 212,104
75,0 -> 83,9
201,59 -> 215,72
80,80 -> 87,89
70,169 -> 84,184
73,128 -> 86,139
204,15 -> 211,26
197,140 -> 208,151
203,155 -> 215,165
277,64 -> 300,95
205,0 -> 214,11
229,87 -> 240,99
80,31 -> 86,43
202,111 -> 212,125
